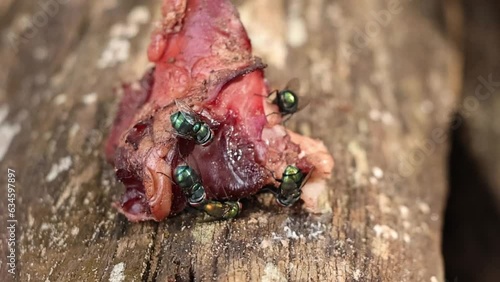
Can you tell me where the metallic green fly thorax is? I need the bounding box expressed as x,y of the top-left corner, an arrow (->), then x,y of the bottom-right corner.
282,165 -> 304,186
170,110 -> 214,146
276,165 -> 308,207
277,90 -> 299,114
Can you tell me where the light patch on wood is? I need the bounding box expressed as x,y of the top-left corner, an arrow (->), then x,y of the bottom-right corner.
46,156 -> 72,182
115,236 -> 135,257
33,46 -> 49,60
69,123 -> 80,140
127,6 -> 150,25
70,226 -> 79,236
10,13 -> 31,33
306,221 -> 326,239
40,222 -> 51,231
403,220 -> 411,229
420,99 -> 435,114
373,224 -> 398,240
82,92 -> 97,105
0,104 -> 10,121
371,236 -> 390,260
399,205 -> 410,218
372,166 -> 384,179
283,225 -> 300,239
378,194 -> 392,214
381,111 -> 395,125
258,216 -> 269,225
0,105 -> 21,161
287,0 -> 308,47
53,93 -> 67,105
28,210 -> 35,227
369,108 -> 381,121
348,141 -> 369,185
109,262 -> 125,282
98,6 -> 149,69
403,233 -> 411,243
239,0 -> 287,69
270,219 -> 326,241
262,262 -> 287,282
418,201 -> 431,214
110,23 -> 139,39
430,276 -> 439,282
431,213 -> 440,222
308,49 -> 335,93
261,239 -> 272,248
352,268 -> 362,281
97,38 -> 131,69
54,162 -> 98,209
192,223 -> 216,244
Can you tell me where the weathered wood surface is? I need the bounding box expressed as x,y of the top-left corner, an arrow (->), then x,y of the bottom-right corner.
0,0 -> 461,281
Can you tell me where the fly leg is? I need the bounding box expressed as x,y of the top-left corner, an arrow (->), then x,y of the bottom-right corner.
263,183 -> 300,207
261,182 -> 301,207
275,182 -> 301,207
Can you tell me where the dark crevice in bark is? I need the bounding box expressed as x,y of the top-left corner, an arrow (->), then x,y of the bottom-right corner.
142,222 -> 160,282
443,119 -> 500,282
188,264 -> 196,282
149,222 -> 165,282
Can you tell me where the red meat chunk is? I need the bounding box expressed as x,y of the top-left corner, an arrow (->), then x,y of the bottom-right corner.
106,0 -> 333,221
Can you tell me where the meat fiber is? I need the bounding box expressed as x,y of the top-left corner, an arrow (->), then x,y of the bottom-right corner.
105,0 -> 334,221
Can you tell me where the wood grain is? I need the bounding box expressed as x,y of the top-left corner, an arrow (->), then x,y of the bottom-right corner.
0,0 -> 461,281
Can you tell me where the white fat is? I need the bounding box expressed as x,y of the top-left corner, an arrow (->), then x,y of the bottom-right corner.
263,99 -> 282,125
286,130 -> 334,213
301,179 -> 331,214
287,130 -> 334,179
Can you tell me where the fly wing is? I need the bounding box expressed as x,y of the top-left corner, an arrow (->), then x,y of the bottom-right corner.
174,99 -> 198,125
299,166 -> 315,189
284,78 -> 300,93
296,96 -> 311,112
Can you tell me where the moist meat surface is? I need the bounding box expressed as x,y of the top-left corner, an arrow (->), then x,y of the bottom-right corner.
106,0 -> 333,221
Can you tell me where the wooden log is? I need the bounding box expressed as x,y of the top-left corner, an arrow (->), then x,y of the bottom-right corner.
0,0 -> 461,281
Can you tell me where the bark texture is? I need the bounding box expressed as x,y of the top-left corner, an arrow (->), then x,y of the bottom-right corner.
0,0 -> 461,281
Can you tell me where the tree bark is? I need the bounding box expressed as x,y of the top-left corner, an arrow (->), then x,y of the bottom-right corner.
0,0 -> 461,281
